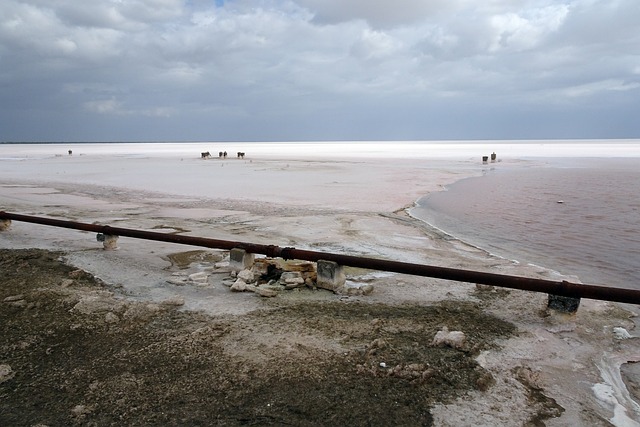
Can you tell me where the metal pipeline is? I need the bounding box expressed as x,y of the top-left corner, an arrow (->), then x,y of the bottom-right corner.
1,211 -> 639,305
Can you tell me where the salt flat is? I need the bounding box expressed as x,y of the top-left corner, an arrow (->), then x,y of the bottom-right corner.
1,144 -> 639,426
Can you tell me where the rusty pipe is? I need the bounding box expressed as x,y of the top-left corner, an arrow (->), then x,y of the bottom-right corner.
1,211 -> 639,305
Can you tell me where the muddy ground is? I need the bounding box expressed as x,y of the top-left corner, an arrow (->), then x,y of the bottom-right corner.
0,248 -> 564,426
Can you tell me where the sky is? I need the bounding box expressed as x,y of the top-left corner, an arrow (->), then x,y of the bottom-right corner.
1,0 -> 639,142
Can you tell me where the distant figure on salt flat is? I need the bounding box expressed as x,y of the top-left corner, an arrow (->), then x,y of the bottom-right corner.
68,150 -> 72,156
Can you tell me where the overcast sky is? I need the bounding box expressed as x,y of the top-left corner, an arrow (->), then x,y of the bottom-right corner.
1,0 -> 639,142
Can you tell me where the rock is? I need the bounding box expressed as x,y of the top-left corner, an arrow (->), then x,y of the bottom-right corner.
432,326 -> 466,350
0,364 -> 14,383
370,338 -> 388,349
3,294 -> 24,302
255,288 -> 277,298
282,260 -> 315,272
71,292 -> 120,315
214,261 -> 230,269
280,271 -> 304,284
613,327 -> 633,340
361,284 -> 374,295
230,279 -> 247,292
285,282 -> 305,290
237,269 -> 255,283
8,299 -> 26,307
104,312 -> 120,324
221,278 -> 235,287
188,272 -> 208,283
161,296 -> 185,307
68,269 -> 84,278
71,404 -> 92,418
263,282 -> 286,292
252,258 -> 278,276
281,272 -> 305,289
345,286 -> 363,296
122,303 -> 160,321
60,279 -> 74,288
167,278 -> 188,286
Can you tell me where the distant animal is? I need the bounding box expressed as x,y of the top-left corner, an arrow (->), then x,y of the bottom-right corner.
237,152 -> 245,159
201,151 -> 211,159
223,151 -> 228,158
219,151 -> 223,158
68,150 -> 73,156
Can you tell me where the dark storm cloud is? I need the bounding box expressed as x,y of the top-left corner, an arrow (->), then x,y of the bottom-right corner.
0,0 -> 638,141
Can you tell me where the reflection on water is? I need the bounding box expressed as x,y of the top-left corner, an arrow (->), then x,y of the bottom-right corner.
411,158 -> 640,289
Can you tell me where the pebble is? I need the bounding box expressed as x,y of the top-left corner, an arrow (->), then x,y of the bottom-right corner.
60,279 -> 74,288
104,312 -> 120,324
161,296 -> 186,306
0,364 -> 14,383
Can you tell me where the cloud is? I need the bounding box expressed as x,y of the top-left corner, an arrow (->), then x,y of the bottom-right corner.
293,0 -> 452,28
0,0 -> 639,141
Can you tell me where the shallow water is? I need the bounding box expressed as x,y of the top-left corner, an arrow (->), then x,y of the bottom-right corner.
411,158 -> 640,289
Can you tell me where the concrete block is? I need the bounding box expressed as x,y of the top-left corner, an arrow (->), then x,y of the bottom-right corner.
547,294 -> 580,313
316,260 -> 346,292
96,234 -> 119,250
229,248 -> 255,271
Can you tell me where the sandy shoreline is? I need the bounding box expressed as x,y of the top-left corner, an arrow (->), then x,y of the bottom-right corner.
1,148 -> 640,425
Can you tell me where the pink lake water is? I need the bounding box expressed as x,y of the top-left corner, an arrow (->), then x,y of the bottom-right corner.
411,157 -> 640,290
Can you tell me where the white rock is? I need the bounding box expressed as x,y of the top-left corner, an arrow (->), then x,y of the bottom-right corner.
613,327 -> 632,340
280,272 -> 304,284
255,288 -> 277,298
230,279 -> 247,292
237,269 -> 255,283
432,326 -> 466,350
188,272 -> 208,283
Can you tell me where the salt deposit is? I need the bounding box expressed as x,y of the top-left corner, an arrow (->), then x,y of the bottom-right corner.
1,141 -> 639,424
